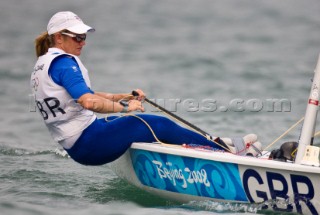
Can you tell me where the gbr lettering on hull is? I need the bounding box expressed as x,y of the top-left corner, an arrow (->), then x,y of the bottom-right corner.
242,169 -> 319,215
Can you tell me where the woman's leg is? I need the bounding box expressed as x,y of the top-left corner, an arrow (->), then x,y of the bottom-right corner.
66,114 -> 220,165
134,114 -> 219,147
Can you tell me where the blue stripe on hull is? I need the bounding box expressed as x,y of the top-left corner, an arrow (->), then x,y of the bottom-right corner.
131,149 -> 248,201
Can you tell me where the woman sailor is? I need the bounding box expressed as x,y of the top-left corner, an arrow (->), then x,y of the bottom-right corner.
31,11 -> 261,165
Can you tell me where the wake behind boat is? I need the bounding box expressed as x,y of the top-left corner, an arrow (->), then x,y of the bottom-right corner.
109,54 -> 320,215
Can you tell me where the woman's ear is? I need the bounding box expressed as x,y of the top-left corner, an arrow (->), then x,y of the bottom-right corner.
54,33 -> 64,45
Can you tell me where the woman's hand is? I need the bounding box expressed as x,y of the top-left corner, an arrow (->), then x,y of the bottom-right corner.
127,100 -> 145,112
132,89 -> 146,101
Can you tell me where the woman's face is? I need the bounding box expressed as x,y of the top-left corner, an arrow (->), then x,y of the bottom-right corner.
55,32 -> 86,56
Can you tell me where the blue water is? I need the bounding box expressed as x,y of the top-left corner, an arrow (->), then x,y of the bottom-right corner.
1,0 -> 320,214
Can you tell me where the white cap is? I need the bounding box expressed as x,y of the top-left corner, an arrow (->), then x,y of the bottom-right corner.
47,11 -> 95,35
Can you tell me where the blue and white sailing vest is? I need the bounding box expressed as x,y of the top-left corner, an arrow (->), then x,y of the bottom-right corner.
31,48 -> 96,147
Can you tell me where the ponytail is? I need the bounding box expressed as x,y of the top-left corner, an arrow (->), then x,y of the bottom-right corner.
34,31 -> 54,57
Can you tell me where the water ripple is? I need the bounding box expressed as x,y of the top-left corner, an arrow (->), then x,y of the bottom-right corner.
0,146 -> 52,156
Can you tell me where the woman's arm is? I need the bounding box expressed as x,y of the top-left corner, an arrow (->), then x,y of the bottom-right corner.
49,56 -> 145,113
94,92 -> 133,102
78,93 -> 144,113
94,89 -> 146,102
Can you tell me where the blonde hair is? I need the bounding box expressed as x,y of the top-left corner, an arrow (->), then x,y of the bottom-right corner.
34,31 -> 55,57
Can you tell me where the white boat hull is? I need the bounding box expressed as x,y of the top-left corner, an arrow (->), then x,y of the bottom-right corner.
110,142 -> 320,215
